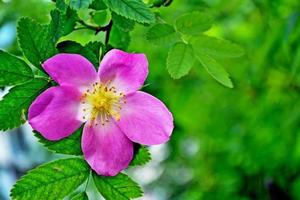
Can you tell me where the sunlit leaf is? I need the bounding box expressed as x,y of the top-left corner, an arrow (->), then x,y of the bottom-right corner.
195,51 -> 233,88
70,0 -> 93,10
92,10 -> 111,26
0,50 -> 33,87
167,42 -> 195,79
17,17 -> 58,69
191,34 -> 245,58
10,158 -> 90,200
71,192 -> 89,200
103,0 -> 155,24
146,23 -> 180,46
175,11 -> 214,35
93,173 -> 143,200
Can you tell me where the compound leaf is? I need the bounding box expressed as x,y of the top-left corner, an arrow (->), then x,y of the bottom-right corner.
93,173 -> 142,200
17,17 -> 58,69
195,51 -> 233,88
167,42 -> 195,79
0,79 -> 49,131
191,34 -> 245,58
0,50 -> 33,87
175,11 -> 214,35
146,23 -> 180,46
10,158 -> 90,200
103,0 -> 155,24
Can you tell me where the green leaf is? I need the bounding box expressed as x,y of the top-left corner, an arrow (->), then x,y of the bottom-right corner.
57,40 -> 102,67
71,192 -> 89,200
17,17 -> 58,69
191,34 -> 245,58
0,79 -> 49,131
175,11 -> 214,35
85,41 -> 102,61
56,0 -> 68,10
112,12 -> 135,32
50,8 -> 78,43
10,158 -> 90,200
146,23 -> 180,46
130,145 -> 151,166
103,0 -> 155,24
93,173 -> 143,200
92,10 -> 111,27
34,126 -> 83,155
0,50 -> 33,87
167,42 -> 195,79
109,26 -> 131,50
70,0 -> 93,10
195,51 -> 233,88
89,0 -> 107,10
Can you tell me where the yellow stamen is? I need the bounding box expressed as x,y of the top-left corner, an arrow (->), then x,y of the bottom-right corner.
80,82 -> 126,125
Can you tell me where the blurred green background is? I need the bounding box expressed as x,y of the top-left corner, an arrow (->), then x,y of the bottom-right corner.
1,0 -> 300,199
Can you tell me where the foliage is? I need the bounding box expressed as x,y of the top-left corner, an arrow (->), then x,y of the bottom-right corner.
10,158 -> 90,200
93,172 -> 143,200
0,0 -> 268,199
146,9 -> 244,87
57,40 -> 102,67
130,145 -> 151,166
72,192 -> 89,200
0,79 -> 49,131
0,50 -> 33,87
17,17 -> 58,69
102,0 -> 155,24
167,42 -> 195,79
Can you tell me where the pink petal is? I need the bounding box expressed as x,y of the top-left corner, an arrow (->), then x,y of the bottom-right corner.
28,86 -> 83,141
117,91 -> 174,145
82,122 -> 133,176
98,49 -> 148,94
43,54 -> 97,89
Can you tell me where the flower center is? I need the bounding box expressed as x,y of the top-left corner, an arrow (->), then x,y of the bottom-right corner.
80,82 -> 126,126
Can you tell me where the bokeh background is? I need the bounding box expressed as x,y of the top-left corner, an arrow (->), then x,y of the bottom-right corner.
1,0 -> 300,199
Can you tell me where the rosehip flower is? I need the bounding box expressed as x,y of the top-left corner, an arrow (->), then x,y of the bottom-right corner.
28,49 -> 174,176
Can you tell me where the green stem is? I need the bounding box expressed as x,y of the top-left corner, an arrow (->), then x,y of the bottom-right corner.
104,20 -> 113,45
34,76 -> 51,82
84,171 -> 91,192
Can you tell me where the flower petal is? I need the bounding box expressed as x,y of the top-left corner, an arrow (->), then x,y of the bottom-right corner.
117,91 -> 174,145
43,54 -> 97,89
99,49 -> 148,94
28,86 -> 83,141
82,122 -> 133,176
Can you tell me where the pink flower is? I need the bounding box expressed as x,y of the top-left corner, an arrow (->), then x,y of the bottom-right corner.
28,49 -> 174,176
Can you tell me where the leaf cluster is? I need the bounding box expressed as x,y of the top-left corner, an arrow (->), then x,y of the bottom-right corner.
146,11 -> 245,88
0,0 -> 157,199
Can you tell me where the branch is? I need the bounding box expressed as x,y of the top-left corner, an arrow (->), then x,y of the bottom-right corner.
104,20 -> 113,45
